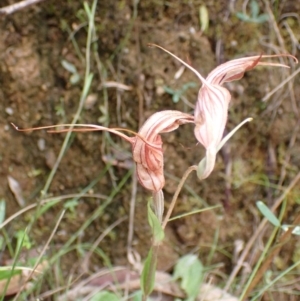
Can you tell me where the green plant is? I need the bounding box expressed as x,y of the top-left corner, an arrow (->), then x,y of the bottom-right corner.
257,200 -> 300,235
238,200 -> 300,300
173,254 -> 204,301
236,0 -> 269,23
61,59 -> 81,85
164,82 -> 197,103
4,1 -> 300,300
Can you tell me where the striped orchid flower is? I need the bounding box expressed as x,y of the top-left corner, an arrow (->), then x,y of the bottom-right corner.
13,110 -> 193,193
150,44 -> 297,179
131,110 -> 194,192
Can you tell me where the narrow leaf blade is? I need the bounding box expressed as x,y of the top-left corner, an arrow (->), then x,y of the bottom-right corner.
90,291 -> 119,301
199,5 -> 209,32
61,59 -> 77,74
256,201 -> 280,227
141,247 -> 156,297
147,201 -> 164,244
0,200 -> 6,224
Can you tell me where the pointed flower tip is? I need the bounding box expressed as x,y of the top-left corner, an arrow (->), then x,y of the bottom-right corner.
150,43 -> 209,86
197,148 -> 216,180
147,43 -> 157,48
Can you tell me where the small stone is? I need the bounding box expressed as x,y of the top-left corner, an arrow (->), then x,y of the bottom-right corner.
37,138 -> 46,151
189,26 -> 196,34
5,107 -> 13,115
84,93 -> 98,110
45,149 -> 56,169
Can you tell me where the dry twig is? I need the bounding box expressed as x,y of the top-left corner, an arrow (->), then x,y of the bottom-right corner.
0,0 -> 46,15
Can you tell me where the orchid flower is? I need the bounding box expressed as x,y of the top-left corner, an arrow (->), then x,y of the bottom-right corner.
13,110 -> 193,193
149,44 -> 298,179
128,110 -> 194,192
13,110 -> 193,222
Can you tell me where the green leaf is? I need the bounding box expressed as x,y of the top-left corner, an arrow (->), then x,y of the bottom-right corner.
63,199 -> 79,213
164,82 -> 197,104
236,12 -> 251,22
130,291 -> 152,301
255,14 -> 269,23
61,59 -> 77,74
182,82 -> 197,91
256,201 -> 280,227
36,199 -> 61,219
131,290 -> 143,301
41,200 -> 60,215
236,1 -> 268,25
15,230 -> 32,251
199,5 -> 209,32
0,199 -> 6,224
141,247 -> 157,297
0,269 -> 20,281
173,93 -> 180,103
147,201 -> 164,244
173,254 -> 203,299
83,1 -> 92,19
82,73 -> 94,98
250,0 -> 260,18
164,86 -> 175,94
90,291 -> 119,301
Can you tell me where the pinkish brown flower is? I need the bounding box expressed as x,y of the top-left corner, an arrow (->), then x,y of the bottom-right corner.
149,44 -> 298,179
131,110 -> 194,191
13,110 -> 194,192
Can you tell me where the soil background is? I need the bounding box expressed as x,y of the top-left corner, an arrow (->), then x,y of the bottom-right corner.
0,0 -> 300,300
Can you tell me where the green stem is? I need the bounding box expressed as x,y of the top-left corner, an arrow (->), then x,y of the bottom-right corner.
42,0 -> 98,196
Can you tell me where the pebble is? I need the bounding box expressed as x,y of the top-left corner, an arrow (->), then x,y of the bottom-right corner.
5,107 -> 13,115
37,138 -> 46,151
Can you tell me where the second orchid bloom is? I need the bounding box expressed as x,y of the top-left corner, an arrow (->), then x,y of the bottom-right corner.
150,44 -> 297,179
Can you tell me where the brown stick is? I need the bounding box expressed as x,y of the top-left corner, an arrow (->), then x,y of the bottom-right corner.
0,0 -> 46,15
162,165 -> 197,229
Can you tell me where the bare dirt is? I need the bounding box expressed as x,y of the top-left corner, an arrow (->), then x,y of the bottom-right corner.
0,0 -> 300,300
